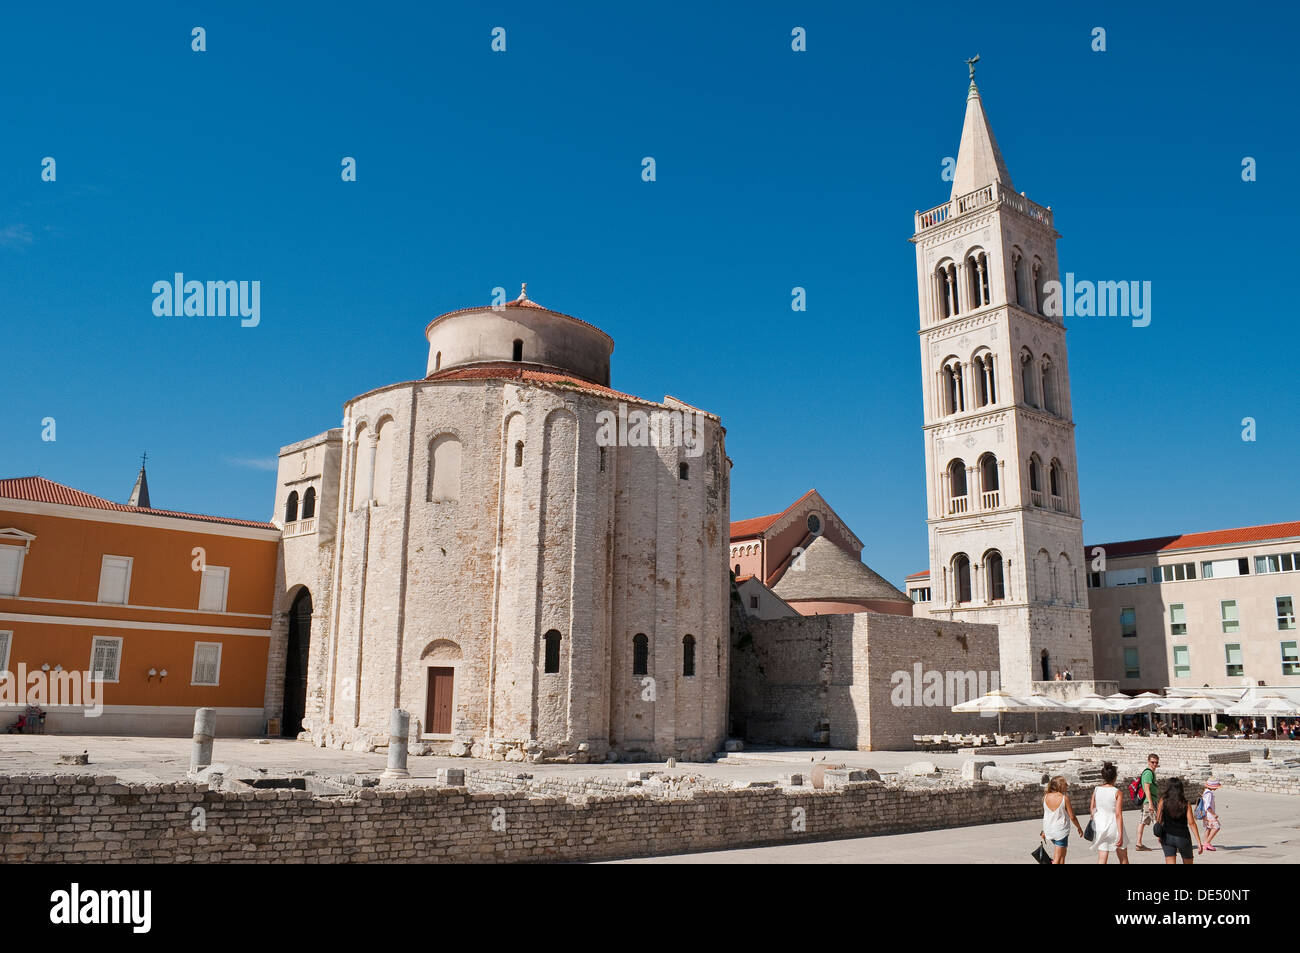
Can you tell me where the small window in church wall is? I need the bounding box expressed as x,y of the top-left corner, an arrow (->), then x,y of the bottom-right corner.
435,351 -> 442,371
679,462 -> 689,481
512,339 -> 523,362
514,440 -> 524,468
285,491 -> 299,524
599,446 -> 606,472
543,630 -> 561,674
682,635 -> 696,677
429,434 -> 462,502
632,633 -> 649,676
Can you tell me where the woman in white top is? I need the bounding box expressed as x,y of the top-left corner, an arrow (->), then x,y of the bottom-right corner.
1089,761 -> 1129,864
1042,776 -> 1084,864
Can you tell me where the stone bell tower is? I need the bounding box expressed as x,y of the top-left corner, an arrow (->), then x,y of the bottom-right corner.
910,59 -> 1092,691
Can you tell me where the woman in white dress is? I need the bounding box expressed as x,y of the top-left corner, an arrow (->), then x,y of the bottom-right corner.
1089,762 -> 1129,864
1042,776 -> 1084,864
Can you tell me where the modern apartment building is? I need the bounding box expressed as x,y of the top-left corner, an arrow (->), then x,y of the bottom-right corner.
1086,521 -> 1300,692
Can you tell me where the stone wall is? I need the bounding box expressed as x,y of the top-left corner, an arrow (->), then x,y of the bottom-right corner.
730,612 -> 1004,750
0,773 -> 1138,864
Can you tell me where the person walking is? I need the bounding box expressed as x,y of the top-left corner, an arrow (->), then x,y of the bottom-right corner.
1043,776 -> 1085,864
1198,779 -> 1223,854
1155,777 -> 1202,864
1135,753 -> 1159,851
1089,762 -> 1129,864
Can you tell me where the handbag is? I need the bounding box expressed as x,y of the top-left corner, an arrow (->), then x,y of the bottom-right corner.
1152,821 -> 1164,840
1083,819 -> 1095,842
1032,832 -> 1052,865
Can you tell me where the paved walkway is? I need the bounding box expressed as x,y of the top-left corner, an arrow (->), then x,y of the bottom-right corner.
612,787 -> 1300,864
0,737 -> 1089,785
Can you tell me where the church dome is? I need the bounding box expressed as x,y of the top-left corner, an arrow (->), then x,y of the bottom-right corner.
424,285 -> 614,386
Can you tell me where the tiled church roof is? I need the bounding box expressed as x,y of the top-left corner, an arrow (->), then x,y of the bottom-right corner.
0,476 -> 277,530
771,535 -> 911,604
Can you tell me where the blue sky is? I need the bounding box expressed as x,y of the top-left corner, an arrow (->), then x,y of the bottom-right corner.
2,1 -> 1296,586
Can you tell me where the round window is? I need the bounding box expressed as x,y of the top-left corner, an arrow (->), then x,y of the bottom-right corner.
807,514 -> 821,535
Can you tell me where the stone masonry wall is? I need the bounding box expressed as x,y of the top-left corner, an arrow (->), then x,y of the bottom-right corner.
0,773 -> 1131,864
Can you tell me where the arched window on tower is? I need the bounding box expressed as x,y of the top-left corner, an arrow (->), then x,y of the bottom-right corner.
428,434 -> 463,502
936,261 -> 959,320
1020,349 -> 1038,407
972,351 -> 995,407
1040,355 -> 1057,415
632,633 -> 649,676
979,453 -> 999,509
284,491 -> 299,524
1012,248 -> 1025,306
1032,259 -> 1046,315
543,630 -> 561,674
434,351 -> 442,371
948,458 -> 968,514
965,250 -> 990,309
1028,454 -> 1044,508
682,635 -> 696,677
1050,459 -> 1066,512
941,358 -> 965,415
953,553 -> 972,604
985,550 -> 1006,601
514,440 -> 524,468
301,487 -> 316,520
512,339 -> 523,362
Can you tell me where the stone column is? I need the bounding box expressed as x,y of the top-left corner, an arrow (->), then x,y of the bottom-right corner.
190,707 -> 216,773
383,708 -> 410,778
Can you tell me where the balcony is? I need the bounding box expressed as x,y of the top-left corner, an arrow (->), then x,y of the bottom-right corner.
284,518 -> 317,538
980,490 -> 1000,510
916,182 -> 1053,234
1030,490 -> 1044,508
949,495 -> 969,515
1051,495 -> 1067,514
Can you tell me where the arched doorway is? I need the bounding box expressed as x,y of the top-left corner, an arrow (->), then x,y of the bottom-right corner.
283,589 -> 312,737
1040,649 -> 1051,682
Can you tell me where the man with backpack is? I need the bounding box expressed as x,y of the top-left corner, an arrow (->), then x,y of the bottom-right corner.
1134,754 -> 1159,851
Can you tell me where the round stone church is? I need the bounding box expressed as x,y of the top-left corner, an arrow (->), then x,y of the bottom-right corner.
270,287 -> 730,762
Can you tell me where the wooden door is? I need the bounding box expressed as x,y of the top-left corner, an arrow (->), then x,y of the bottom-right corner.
426,667 -> 454,734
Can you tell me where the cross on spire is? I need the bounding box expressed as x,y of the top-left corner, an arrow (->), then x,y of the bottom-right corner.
966,54 -> 980,85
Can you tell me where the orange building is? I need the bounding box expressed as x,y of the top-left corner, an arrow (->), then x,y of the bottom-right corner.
0,471 -> 280,736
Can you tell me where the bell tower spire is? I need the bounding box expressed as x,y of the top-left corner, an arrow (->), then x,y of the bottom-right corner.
950,57 -> 1014,200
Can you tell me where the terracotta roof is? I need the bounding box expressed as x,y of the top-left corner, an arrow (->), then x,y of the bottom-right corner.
730,489 -> 818,540
905,570 -> 931,580
425,362 -> 655,405
1087,520 -> 1300,560
0,476 -> 278,530
734,574 -> 754,583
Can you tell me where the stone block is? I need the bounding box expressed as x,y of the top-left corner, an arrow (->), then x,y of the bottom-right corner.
962,760 -> 995,781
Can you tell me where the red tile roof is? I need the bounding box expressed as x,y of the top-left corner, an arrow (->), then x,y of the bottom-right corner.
730,489 -> 818,540
426,362 -> 662,406
734,574 -> 754,583
905,570 -> 931,580
0,476 -> 278,530
1087,521 -> 1300,559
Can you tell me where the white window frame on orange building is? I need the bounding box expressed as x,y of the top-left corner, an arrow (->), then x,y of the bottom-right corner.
191,642 -> 223,686
0,528 -> 35,596
198,565 -> 230,613
97,555 -> 133,605
89,635 -> 123,683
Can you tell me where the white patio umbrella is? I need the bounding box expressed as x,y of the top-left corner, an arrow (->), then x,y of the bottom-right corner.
1069,692 -> 1114,732
1019,691 -> 1072,735
1159,696 -> 1220,733
1223,693 -> 1300,732
1114,693 -> 1162,732
950,689 -> 1034,735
